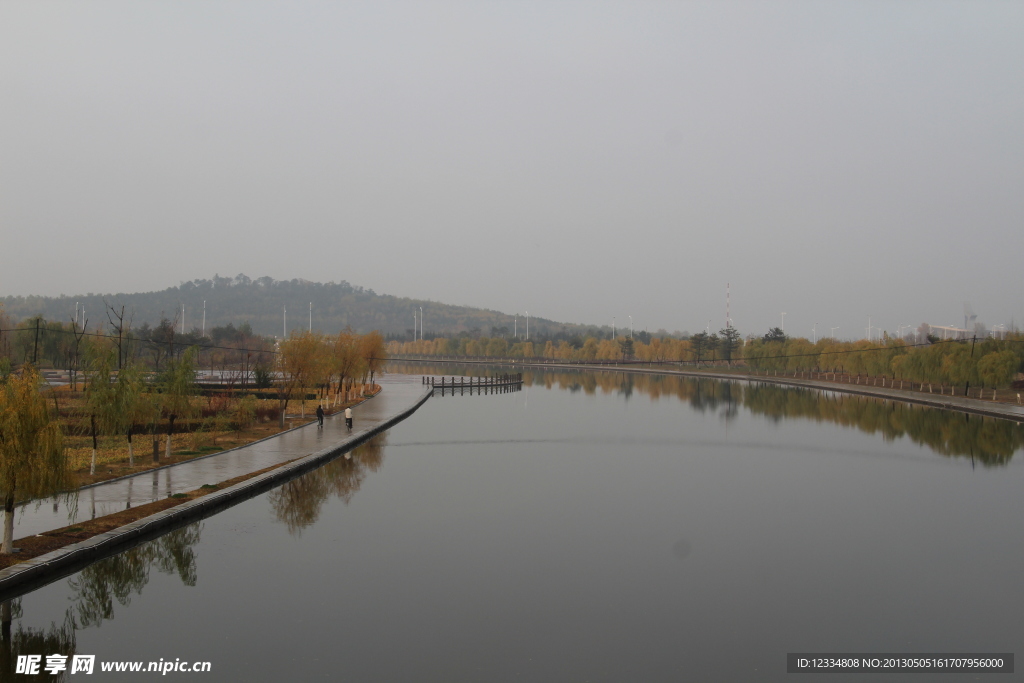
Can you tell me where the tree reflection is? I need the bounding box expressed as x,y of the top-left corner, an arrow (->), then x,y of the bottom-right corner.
398,363 -> 1024,466
68,523 -> 202,628
269,434 -> 387,536
0,599 -> 76,682
743,383 -> 1024,466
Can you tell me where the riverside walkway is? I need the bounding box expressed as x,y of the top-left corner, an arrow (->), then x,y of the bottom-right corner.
13,375 -> 432,540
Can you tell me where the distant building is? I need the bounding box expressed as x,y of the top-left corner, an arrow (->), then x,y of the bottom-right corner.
920,323 -> 970,340
917,323 -> 996,341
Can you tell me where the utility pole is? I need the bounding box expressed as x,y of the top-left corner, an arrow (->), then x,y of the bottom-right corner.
629,315 -> 633,338
830,326 -> 839,340
420,306 -> 423,341
965,334 -> 977,396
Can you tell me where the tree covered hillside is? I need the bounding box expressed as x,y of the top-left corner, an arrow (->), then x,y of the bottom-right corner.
2,274 -> 574,339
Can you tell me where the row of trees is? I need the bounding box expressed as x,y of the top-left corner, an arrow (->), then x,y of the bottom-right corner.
0,322 -> 388,555
1,312 -> 276,381
742,335 -> 1022,389
387,325 -> 743,364
389,328 -> 1024,389
276,330 -> 386,426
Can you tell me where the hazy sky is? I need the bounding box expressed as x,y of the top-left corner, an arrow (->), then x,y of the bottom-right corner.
3,1 -> 1022,339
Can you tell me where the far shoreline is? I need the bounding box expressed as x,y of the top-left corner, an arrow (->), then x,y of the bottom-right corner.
392,356 -> 1024,423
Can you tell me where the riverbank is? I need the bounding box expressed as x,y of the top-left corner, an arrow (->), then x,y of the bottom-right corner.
393,357 -> 1024,422
0,460 -> 300,571
58,386 -> 380,490
0,379 -> 433,598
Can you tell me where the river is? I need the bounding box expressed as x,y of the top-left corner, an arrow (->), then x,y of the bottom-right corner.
5,367 -> 1023,681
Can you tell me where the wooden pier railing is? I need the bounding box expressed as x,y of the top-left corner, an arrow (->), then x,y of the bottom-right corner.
423,373 -> 523,396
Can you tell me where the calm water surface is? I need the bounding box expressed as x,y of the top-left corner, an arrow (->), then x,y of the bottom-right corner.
6,369 -> 1024,682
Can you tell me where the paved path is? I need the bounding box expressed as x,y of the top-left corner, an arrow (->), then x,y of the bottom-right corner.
14,375 -> 430,539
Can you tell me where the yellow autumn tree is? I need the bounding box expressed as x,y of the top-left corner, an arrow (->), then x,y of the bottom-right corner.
279,331 -> 329,426
0,366 -> 71,554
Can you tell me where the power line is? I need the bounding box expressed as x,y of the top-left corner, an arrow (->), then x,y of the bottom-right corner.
0,326 -> 281,356
0,326 -> 393,364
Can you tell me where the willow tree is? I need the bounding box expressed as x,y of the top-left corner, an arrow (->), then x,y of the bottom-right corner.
157,347 -> 198,459
331,329 -> 365,407
116,362 -> 150,466
977,350 -> 1018,389
279,332 -> 328,427
89,354 -> 148,468
85,350 -> 116,475
359,331 -> 387,386
0,366 -> 71,554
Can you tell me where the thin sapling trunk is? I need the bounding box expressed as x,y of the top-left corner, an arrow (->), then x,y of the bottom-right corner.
90,413 -> 98,475
127,425 -> 134,467
166,415 -> 176,459
2,494 -> 14,555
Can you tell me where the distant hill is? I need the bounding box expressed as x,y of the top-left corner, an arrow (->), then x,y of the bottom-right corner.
2,274 -> 590,340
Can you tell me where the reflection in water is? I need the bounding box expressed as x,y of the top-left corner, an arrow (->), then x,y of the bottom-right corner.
742,383 -> 1024,466
0,525 -> 201,679
68,524 -> 203,629
0,599 -> 76,682
393,363 -> 1024,466
0,433 -> 391,670
270,434 -> 388,536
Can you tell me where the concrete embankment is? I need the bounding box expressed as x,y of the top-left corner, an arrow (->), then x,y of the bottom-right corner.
0,380 -> 433,600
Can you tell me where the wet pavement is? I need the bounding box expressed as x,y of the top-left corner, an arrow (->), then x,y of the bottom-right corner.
14,374 -> 431,539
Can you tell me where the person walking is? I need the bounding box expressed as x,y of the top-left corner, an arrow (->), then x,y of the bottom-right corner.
345,407 -> 353,430
316,404 -> 324,428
